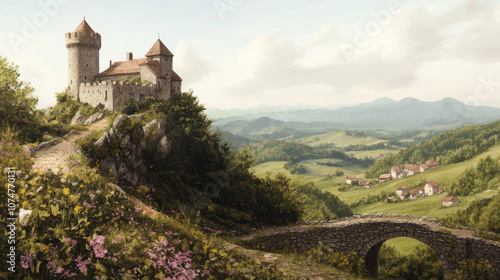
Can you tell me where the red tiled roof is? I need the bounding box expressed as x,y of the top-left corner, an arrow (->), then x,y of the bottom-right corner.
435,189 -> 444,194
396,186 -> 408,190
440,196 -> 459,202
347,175 -> 357,180
426,181 -> 438,188
410,186 -> 425,194
74,19 -> 95,34
98,58 -> 147,76
145,39 -> 173,57
425,160 -> 440,167
379,173 -> 391,179
420,163 -> 430,170
391,165 -> 403,172
172,71 -> 182,81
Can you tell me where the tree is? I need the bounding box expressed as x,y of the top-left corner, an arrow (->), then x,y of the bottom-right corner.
0,56 -> 41,142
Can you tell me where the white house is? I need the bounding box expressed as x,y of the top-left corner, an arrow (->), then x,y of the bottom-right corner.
424,181 -> 439,196
346,176 -> 358,185
396,186 -> 409,200
440,196 -> 459,206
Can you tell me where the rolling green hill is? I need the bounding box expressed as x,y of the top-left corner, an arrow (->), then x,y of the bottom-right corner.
297,130 -> 385,148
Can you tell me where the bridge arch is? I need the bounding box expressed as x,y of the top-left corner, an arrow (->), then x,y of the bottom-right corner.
242,214 -> 500,279
360,233 -> 448,278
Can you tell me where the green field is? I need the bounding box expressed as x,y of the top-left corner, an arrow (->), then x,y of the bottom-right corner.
297,130 -> 385,148
252,143 -> 500,234
252,140 -> 500,256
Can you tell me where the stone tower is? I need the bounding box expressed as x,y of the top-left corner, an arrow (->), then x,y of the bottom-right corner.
145,39 -> 174,78
65,19 -> 101,100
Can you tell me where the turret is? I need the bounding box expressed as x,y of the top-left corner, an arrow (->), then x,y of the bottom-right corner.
145,39 -> 173,78
65,19 -> 101,101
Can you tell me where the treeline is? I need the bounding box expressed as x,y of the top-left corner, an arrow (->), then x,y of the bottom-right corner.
296,183 -> 352,222
449,156 -> 500,196
339,142 -> 395,152
365,121 -> 500,178
246,140 -> 374,167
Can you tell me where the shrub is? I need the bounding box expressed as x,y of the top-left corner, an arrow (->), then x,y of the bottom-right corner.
307,242 -> 369,277
448,259 -> 494,280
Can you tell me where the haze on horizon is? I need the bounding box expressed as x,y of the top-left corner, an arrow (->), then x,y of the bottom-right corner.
1,0 -> 500,110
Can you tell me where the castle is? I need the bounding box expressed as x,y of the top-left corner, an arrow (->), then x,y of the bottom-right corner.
66,19 -> 182,111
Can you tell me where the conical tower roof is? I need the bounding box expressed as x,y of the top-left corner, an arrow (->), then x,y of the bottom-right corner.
145,39 -> 173,57
74,19 -> 95,34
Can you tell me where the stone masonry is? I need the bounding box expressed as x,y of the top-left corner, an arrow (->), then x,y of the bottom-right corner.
66,19 -> 182,111
242,214 -> 500,279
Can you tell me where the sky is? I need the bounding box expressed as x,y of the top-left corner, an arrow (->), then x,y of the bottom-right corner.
1,0 -> 500,109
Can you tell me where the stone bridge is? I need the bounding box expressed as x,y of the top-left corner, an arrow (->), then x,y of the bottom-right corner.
242,214 -> 500,279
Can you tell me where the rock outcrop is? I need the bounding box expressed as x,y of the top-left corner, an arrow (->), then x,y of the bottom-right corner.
84,111 -> 108,125
70,111 -> 87,125
89,114 -> 172,187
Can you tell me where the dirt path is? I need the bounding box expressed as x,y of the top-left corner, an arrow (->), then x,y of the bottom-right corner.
32,118 -> 109,173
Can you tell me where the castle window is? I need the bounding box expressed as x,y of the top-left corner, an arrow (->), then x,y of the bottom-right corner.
105,90 -> 108,101
86,64 -> 89,67
84,75 -> 87,80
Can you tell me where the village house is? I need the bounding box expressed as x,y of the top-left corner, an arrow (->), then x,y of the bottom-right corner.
364,181 -> 373,189
409,186 -> 425,200
396,186 -> 409,200
346,176 -> 358,185
419,163 -> 430,172
440,196 -> 459,206
424,181 -> 439,196
425,160 -> 440,169
379,173 -> 391,184
390,164 -> 420,179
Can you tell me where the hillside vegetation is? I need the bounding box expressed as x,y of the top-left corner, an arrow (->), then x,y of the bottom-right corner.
365,120 -> 500,178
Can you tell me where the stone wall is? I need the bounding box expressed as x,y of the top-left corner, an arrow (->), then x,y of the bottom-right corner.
243,214 -> 500,279
78,81 -> 158,111
79,82 -> 114,109
111,83 -> 157,111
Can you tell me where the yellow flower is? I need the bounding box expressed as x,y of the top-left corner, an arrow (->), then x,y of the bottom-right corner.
63,188 -> 70,196
74,205 -> 82,213
28,179 -> 36,186
69,195 -> 77,202
158,236 -> 165,241
22,201 -> 28,208
33,168 -> 39,173
211,249 -> 217,254
79,184 -> 84,188
203,244 -> 209,254
221,253 -> 227,258
19,188 -> 25,194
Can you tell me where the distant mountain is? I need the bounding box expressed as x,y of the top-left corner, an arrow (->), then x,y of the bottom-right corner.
210,97 -> 500,131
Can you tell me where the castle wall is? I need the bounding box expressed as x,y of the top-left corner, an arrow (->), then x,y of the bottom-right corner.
79,81 -> 114,109
156,79 -> 171,100
140,66 -> 158,85
112,83 -> 157,111
172,80 -> 182,94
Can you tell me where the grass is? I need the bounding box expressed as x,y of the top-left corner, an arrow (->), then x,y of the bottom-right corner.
297,130 -> 385,148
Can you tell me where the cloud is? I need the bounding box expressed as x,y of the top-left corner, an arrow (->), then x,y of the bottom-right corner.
213,0 -> 498,107
449,5 -> 500,63
173,42 -> 213,83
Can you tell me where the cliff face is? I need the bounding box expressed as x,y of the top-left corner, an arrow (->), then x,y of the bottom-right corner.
87,114 -> 172,187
